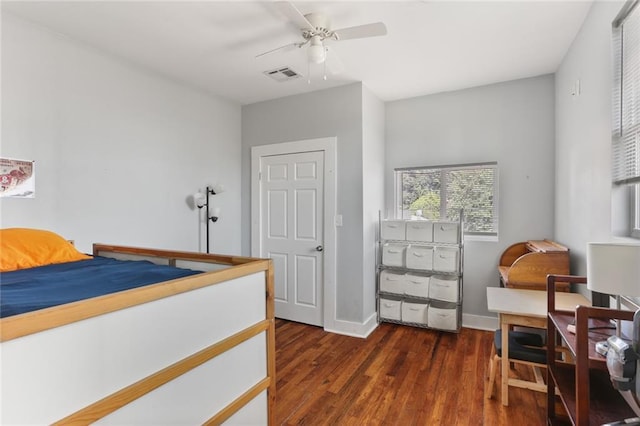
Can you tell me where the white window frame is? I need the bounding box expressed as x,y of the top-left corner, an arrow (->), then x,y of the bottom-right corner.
394,162 -> 499,241
612,0 -> 640,239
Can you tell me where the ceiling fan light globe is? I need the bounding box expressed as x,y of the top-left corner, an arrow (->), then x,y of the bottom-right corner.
308,44 -> 326,63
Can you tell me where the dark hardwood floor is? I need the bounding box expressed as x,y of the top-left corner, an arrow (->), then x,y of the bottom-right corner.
275,319 -> 547,425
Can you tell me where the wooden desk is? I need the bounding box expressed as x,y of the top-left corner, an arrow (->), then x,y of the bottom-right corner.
486,287 -> 590,406
499,240 -> 570,291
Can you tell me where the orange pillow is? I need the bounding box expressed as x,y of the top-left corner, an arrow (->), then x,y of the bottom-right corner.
0,228 -> 91,272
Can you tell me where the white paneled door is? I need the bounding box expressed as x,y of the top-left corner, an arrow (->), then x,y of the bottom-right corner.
260,151 -> 324,326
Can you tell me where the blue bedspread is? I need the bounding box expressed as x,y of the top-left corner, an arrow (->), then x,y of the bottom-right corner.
0,256 -> 201,318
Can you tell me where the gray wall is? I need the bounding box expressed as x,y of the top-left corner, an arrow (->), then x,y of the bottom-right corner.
385,75 -> 557,318
362,85 -> 386,320
1,13 -> 242,254
241,83 -> 369,323
555,0 -> 634,284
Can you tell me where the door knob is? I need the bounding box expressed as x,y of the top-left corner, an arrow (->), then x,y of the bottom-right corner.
316,245 -> 324,252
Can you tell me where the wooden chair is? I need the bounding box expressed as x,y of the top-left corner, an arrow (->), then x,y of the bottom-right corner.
487,329 -> 547,399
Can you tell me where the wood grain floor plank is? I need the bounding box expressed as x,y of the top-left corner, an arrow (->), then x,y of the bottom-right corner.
276,320 -> 547,425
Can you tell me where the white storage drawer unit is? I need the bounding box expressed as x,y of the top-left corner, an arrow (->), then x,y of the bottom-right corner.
405,245 -> 433,270
427,302 -> 459,331
405,221 -> 433,242
379,270 -> 407,295
404,273 -> 430,298
433,246 -> 460,273
377,214 -> 462,332
429,275 -> 460,303
401,301 -> 428,324
379,298 -> 402,321
433,221 -> 460,244
382,243 -> 406,267
380,220 -> 406,241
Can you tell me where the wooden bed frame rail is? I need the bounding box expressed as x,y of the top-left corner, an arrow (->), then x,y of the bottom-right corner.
93,243 -> 261,266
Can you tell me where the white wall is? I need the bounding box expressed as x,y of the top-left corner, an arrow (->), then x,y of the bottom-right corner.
1,13 -> 242,255
555,0 -> 632,283
362,86 -> 385,321
386,75 -> 557,318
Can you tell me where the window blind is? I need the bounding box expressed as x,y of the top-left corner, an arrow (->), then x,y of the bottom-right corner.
613,0 -> 640,185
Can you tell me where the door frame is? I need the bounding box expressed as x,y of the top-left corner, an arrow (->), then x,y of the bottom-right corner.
251,137 -> 337,329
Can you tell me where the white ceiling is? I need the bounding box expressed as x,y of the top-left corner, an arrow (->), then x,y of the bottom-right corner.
2,1 -> 593,105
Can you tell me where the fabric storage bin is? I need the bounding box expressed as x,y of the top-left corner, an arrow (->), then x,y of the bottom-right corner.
379,297 -> 402,321
433,246 -> 459,273
405,245 -> 433,270
379,270 -> 407,295
382,243 -> 406,267
433,221 -> 460,244
427,302 -> 459,331
380,220 -> 406,241
401,301 -> 429,324
429,275 -> 459,303
404,273 -> 430,298
405,221 -> 433,242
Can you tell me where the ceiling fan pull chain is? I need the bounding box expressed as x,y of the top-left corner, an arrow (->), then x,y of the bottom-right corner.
307,60 -> 311,84
323,49 -> 328,81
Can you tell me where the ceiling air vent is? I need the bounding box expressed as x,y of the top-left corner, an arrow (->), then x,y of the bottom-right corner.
263,67 -> 302,82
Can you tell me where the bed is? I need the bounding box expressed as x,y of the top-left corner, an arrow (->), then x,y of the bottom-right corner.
0,229 -> 275,425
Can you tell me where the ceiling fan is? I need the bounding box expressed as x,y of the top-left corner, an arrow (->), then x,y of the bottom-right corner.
257,2 -> 387,71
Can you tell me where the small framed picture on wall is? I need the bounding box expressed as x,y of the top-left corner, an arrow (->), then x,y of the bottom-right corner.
0,157 -> 35,198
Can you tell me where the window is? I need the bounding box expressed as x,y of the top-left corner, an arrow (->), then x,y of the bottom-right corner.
394,162 -> 498,237
612,0 -> 640,237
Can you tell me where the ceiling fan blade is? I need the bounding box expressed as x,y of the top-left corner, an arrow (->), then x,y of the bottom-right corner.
332,22 -> 387,41
275,1 -> 315,32
324,46 -> 345,75
256,41 -> 304,58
